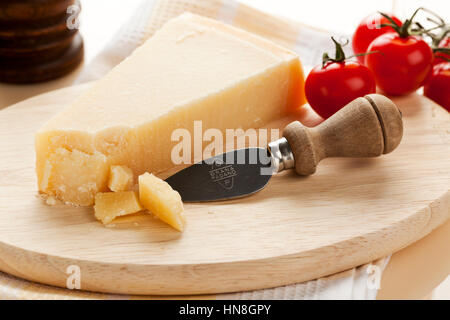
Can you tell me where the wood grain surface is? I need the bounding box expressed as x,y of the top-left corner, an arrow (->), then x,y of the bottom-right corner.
0,83 -> 448,295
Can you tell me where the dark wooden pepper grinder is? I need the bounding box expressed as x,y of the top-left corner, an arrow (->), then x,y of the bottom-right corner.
0,0 -> 84,84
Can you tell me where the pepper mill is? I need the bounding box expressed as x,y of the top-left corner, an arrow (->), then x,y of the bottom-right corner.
0,0 -> 84,84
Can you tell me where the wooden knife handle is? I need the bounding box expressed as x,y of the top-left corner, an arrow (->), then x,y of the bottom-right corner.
283,94 -> 403,175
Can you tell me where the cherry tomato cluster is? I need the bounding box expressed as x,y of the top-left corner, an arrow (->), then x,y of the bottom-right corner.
305,8 -> 449,119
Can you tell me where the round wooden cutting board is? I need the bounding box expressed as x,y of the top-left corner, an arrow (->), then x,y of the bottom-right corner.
0,84 -> 448,295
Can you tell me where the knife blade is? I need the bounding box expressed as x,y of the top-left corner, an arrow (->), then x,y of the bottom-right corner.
165,94 -> 403,202
165,147 -> 274,202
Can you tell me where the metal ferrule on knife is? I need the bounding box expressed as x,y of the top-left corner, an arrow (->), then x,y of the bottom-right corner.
268,137 -> 295,173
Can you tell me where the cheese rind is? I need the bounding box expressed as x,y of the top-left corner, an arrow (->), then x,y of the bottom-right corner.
94,191 -> 143,225
36,13 -> 305,206
139,173 -> 185,232
108,165 -> 134,192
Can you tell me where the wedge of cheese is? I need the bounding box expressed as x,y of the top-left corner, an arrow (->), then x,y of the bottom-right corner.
139,173 -> 185,232
36,13 -> 305,206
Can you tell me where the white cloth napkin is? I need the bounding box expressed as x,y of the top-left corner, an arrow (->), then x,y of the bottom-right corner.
0,0 -> 390,300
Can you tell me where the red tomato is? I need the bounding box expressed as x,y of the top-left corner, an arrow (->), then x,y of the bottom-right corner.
365,33 -> 434,95
424,62 -> 450,112
352,13 -> 402,64
305,61 -> 376,119
434,37 -> 450,65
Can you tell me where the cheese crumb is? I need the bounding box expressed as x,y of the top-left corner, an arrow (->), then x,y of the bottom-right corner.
45,196 -> 58,206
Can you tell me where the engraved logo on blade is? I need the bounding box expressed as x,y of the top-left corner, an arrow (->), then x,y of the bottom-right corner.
209,164 -> 237,190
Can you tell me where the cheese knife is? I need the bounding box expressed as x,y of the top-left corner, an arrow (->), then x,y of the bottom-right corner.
165,94 -> 403,202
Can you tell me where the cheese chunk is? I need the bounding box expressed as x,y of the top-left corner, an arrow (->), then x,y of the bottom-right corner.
108,165 -> 134,192
36,13 -> 305,206
139,173 -> 185,232
94,191 -> 143,225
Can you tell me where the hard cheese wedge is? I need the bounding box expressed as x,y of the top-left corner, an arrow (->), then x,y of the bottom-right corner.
36,13 -> 305,206
139,173 -> 185,232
